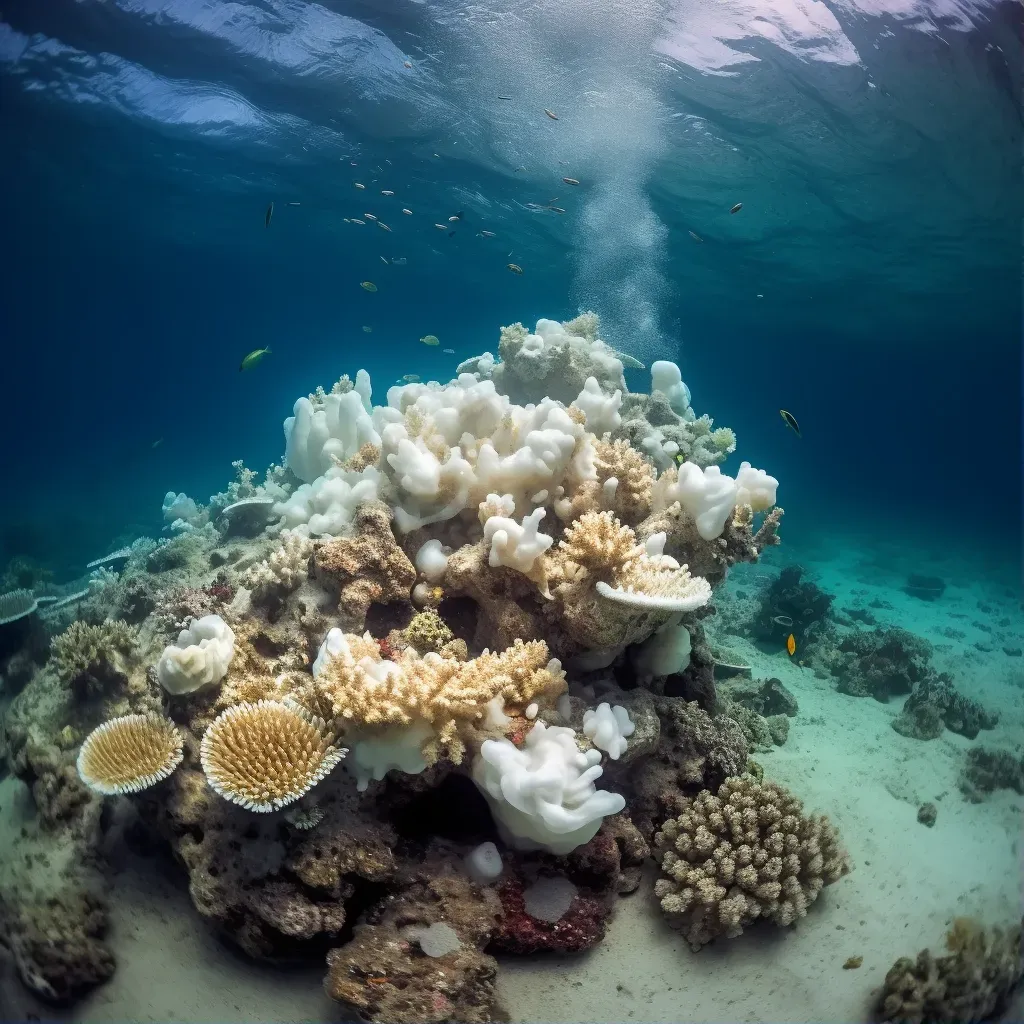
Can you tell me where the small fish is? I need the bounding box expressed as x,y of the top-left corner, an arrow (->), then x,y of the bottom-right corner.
549,206 -> 565,214
507,263 -> 523,274
287,201 -> 301,207
354,182 -> 365,189
403,374 -> 421,383
378,222 -> 392,231
544,109 -> 559,120
364,213 -> 378,221
434,223 -> 447,230
779,409 -> 801,437
674,453 -> 687,465
401,208 -> 413,215
380,256 -> 389,265
265,202 -> 274,227
757,293 -> 764,299
562,177 -> 580,185
688,230 -> 703,242
498,95 -> 513,100
420,334 -> 440,346
730,202 -> 743,214
786,633 -> 797,657
151,438 -> 164,449
404,61 -> 413,68
363,326 -> 372,333
479,230 -> 496,238
381,190 -> 395,196
449,211 -> 464,221
351,218 -> 366,225
239,347 -> 270,371
391,257 -> 407,266
360,281 -> 378,292
442,348 -> 455,354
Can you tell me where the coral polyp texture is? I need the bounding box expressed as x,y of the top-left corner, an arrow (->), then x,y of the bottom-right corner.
0,312 -> 812,1019
652,776 -> 851,950
76,714 -> 184,795
200,700 -> 347,811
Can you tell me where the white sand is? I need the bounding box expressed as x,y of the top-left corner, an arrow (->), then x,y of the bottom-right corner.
3,539 -> 1021,1023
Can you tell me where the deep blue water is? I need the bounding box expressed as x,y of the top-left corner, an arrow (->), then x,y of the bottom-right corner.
1,0 -> 1020,579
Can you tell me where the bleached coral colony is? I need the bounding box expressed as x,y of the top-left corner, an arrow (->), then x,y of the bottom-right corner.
2,314 -> 844,1018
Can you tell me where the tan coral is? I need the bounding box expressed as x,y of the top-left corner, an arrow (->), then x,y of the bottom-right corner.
340,442 -> 382,473
77,714 -> 184,795
594,438 -> 654,525
653,776 -> 851,950
200,700 -> 346,812
51,620 -> 137,684
313,501 -> 416,628
303,636 -> 566,765
557,511 -> 643,574
241,530 -> 312,594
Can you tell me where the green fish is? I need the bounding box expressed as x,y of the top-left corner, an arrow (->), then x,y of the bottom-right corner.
239,347 -> 271,372
420,334 -> 440,346
779,409 -> 801,437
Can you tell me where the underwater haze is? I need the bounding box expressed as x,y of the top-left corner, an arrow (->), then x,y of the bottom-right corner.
1,0 -> 1020,574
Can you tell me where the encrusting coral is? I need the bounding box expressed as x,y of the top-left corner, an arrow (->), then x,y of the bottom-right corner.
76,714 -> 184,795
877,916 -> 1023,1023
653,776 -> 851,950
200,700 -> 347,811
50,619 -> 138,698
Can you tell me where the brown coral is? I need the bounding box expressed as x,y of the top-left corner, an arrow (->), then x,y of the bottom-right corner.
76,714 -> 184,796
653,776 -> 851,949
313,501 -> 416,629
50,620 -> 137,699
594,438 -> 654,525
200,700 -> 346,811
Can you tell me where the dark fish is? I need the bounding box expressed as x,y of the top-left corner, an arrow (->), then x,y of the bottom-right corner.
730,202 -> 743,214
448,230 -> 456,237
265,203 -> 273,227
779,409 -> 801,437
498,95 -> 513,100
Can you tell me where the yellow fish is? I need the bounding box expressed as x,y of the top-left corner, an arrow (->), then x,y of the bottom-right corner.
420,334 -> 440,346
360,281 -> 378,293
786,634 -> 796,657
239,347 -> 270,371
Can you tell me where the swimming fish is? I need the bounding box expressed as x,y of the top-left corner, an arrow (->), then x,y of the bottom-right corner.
514,166 -> 526,173
239,347 -> 270,371
786,633 -> 797,657
544,109 -> 559,120
403,374 -> 421,383
343,218 -> 351,223
507,263 -> 523,274
391,257 -> 407,266
420,334 -> 440,346
730,202 -> 743,214
404,61 -> 412,68
562,177 -> 580,185
351,218 -> 366,225
549,206 -> 566,214
151,438 -> 164,449
779,409 -> 801,437
442,348 -> 455,354
688,230 -> 703,242
377,222 -> 392,231
380,256 -> 389,265
479,230 -> 496,238
287,202 -> 301,207
449,211 -> 463,221
498,95 -> 513,100
354,182 -> 365,189
364,213 -> 378,221
360,281 -> 378,292
434,223 -> 447,230
363,326 -> 372,333
674,453 -> 687,465
381,190 -> 395,196
401,208 -> 413,215
265,203 -> 273,227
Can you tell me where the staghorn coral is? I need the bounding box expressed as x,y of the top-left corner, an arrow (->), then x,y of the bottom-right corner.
306,633 -> 566,767
241,529 -> 313,595
200,700 -> 347,812
558,511 -> 643,573
50,620 -> 137,698
313,500 -> 416,629
76,715 -> 184,795
653,776 -> 850,950
877,917 -> 1023,1023
593,438 -> 655,525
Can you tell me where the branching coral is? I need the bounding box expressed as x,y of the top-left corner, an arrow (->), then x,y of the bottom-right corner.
50,620 -> 138,697
200,700 -> 347,812
878,916 -> 1023,1023
241,530 -> 313,595
653,776 -> 850,949
592,438 -> 655,525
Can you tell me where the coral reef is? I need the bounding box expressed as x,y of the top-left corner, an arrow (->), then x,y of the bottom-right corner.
50,620 -> 137,700
749,565 -> 834,648
892,676 -> 999,741
653,776 -> 851,950
959,747 -> 1024,802
832,627 -> 933,701
877,917 -> 1023,1023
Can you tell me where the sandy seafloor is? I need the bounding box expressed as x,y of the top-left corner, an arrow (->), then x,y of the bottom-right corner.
2,533 -> 1021,1024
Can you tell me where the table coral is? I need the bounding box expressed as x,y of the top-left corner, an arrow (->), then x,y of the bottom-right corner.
653,776 -> 851,950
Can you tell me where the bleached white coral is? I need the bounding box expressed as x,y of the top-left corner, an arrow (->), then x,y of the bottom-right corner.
653,463 -> 739,541
483,507 -> 553,575
284,372 -> 379,484
471,720 -> 625,854
631,616 -> 692,679
414,539 -> 451,582
571,376 -> 622,436
595,552 -> 712,612
735,461 -> 779,512
650,360 -> 692,419
272,464 -> 381,537
162,491 -> 201,525
157,614 -> 235,695
582,703 -> 635,760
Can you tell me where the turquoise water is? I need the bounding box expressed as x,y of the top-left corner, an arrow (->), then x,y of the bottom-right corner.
0,1 -> 1021,1021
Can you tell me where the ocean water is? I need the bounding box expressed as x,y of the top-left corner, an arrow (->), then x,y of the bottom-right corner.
0,0 -> 1021,1021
